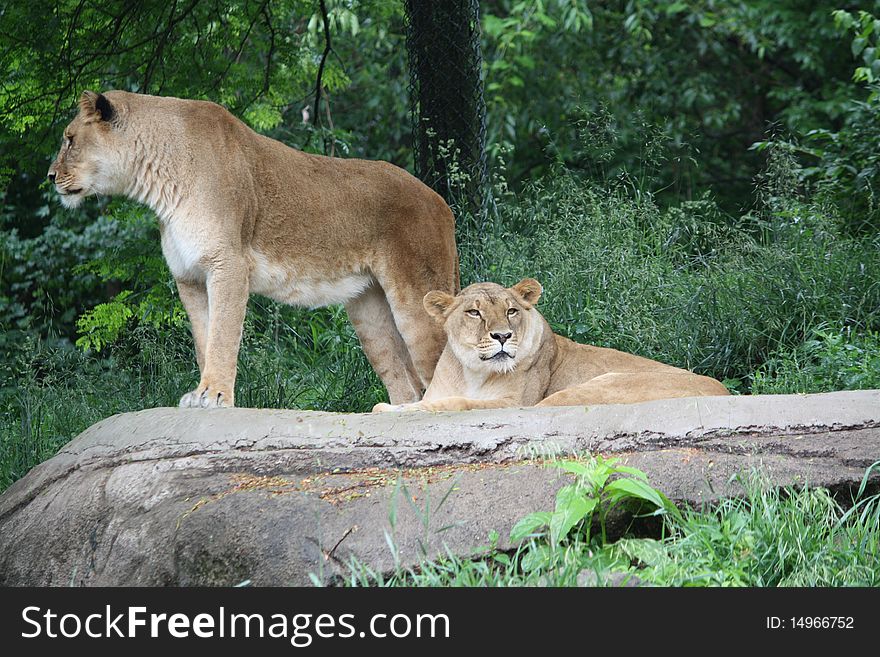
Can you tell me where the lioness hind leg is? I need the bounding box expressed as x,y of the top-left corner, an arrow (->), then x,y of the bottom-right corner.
536,372 -> 730,407
381,285 -> 449,391
372,208 -> 458,391
375,264 -> 457,392
345,283 -> 423,404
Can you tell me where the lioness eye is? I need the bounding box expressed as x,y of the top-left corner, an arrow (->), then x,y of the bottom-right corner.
466,309 -> 481,318
507,308 -> 518,316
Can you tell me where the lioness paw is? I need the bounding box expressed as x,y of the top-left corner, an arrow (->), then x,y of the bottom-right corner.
179,384 -> 233,409
372,401 -> 427,413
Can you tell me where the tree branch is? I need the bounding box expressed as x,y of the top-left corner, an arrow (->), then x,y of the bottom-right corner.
312,0 -> 332,129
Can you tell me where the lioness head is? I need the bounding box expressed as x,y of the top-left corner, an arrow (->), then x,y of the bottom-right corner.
48,91 -> 124,208
424,278 -> 543,373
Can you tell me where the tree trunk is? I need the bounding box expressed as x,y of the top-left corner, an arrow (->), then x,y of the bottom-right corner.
404,0 -> 490,225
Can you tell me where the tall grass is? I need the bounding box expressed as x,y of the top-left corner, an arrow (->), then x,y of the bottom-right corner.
635,472 -> 880,586
752,326 -> 880,394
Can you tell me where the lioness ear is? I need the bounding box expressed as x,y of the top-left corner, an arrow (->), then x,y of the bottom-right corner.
79,90 -> 116,123
511,278 -> 543,307
423,290 -> 455,321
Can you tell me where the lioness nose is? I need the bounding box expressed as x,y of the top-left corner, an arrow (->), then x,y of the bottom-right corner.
491,331 -> 512,345
47,172 -> 56,183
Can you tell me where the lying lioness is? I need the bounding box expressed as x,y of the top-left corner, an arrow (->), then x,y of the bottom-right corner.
373,278 -> 729,412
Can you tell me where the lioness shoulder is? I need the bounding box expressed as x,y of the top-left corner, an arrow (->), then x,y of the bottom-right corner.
373,278 -> 729,412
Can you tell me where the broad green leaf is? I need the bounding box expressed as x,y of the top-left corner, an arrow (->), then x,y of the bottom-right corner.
612,465 -> 649,481
493,552 -> 511,566
520,545 -> 551,573
555,483 -> 579,509
509,512 -> 551,542
605,478 -> 669,510
832,9 -> 854,30
550,496 -> 597,544
552,460 -> 590,476
852,36 -> 867,57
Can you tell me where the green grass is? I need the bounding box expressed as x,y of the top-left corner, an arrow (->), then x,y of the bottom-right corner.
752,325 -> 880,394
341,468 -> 880,587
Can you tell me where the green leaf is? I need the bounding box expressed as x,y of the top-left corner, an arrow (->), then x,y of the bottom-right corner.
554,483 -> 580,510
493,552 -> 511,566
611,465 -> 649,481
613,538 -> 670,567
832,10 -> 854,30
586,459 -> 616,490
482,14 -> 504,37
605,478 -> 669,510
520,544 -> 551,573
552,460 -> 590,476
852,37 -> 867,57
550,493 -> 597,544
509,511 -> 551,542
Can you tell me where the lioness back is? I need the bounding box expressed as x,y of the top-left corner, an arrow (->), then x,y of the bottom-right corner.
374,278 -> 730,413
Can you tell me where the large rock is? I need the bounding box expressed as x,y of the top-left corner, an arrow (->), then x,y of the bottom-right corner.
1,390 -> 878,586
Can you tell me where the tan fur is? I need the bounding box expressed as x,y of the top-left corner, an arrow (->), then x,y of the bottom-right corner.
49,90 -> 459,407
373,279 -> 729,413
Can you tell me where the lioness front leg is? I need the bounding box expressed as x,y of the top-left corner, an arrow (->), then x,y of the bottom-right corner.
373,397 -> 513,413
179,263 -> 249,408
176,279 -> 209,372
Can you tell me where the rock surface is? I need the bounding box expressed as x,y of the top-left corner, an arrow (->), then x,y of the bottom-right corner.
1,390 -> 878,586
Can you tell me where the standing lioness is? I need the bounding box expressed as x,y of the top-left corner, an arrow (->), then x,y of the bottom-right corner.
373,279 -> 729,412
49,90 -> 459,407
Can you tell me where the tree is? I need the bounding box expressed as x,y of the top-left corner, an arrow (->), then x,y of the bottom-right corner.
403,0 -> 490,222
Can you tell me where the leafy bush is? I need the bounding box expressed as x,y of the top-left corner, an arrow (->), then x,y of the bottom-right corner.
752,326 -> 880,394
0,202 -> 149,342
0,298 -> 382,491
753,9 -> 880,233
509,456 -> 675,547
